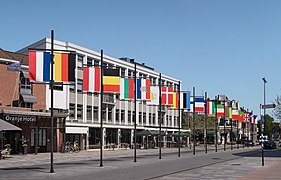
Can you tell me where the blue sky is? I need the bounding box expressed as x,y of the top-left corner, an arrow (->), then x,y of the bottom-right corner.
1,0 -> 281,119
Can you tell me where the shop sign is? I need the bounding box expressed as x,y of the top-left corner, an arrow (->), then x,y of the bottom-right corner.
4,115 -> 36,122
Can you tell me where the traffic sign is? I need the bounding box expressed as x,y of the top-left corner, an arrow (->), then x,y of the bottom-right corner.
262,104 -> 276,109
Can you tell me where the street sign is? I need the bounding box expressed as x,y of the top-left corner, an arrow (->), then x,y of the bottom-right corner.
262,104 -> 276,109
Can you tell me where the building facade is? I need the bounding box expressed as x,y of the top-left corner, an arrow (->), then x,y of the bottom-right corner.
17,38 -> 184,151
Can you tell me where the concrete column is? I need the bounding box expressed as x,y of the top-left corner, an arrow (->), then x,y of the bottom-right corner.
118,129 -> 121,149
103,128 -> 106,149
131,129 -> 134,147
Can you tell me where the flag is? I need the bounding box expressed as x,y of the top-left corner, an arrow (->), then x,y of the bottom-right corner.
29,51 -> 51,82
103,69 -> 120,93
136,79 -> 151,100
206,101 -> 215,116
226,107 -> 232,119
161,86 -> 173,105
7,61 -> 21,71
216,104 -> 224,117
120,78 -> 134,99
83,67 -> 100,92
250,115 -> 258,124
238,111 -> 244,122
190,97 -> 205,113
171,92 -> 179,108
180,92 -> 190,110
53,52 -> 76,82
244,113 -> 250,123
232,109 -> 239,120
147,86 -> 159,105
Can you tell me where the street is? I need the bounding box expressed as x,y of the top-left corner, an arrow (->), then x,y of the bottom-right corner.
0,146 -> 281,179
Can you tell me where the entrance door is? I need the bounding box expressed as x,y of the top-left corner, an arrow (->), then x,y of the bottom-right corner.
3,131 -> 21,154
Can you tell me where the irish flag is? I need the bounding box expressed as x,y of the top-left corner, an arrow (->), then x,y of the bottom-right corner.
120,78 -> 134,99
232,109 -> 239,120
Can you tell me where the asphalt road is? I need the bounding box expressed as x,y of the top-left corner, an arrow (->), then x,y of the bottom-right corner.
0,146 -> 280,180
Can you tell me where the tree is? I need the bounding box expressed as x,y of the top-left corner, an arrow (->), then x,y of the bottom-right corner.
257,114 -> 280,138
273,95 -> 281,120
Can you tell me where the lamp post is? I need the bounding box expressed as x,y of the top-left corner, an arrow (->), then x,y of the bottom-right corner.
261,77 -> 267,166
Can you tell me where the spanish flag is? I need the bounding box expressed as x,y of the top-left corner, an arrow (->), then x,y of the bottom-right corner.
103,69 -> 120,93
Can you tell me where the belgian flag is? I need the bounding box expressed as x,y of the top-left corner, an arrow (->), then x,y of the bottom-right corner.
103,69 -> 120,93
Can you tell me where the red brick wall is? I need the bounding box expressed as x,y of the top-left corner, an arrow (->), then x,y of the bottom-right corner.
33,84 -> 46,111
0,63 -> 20,106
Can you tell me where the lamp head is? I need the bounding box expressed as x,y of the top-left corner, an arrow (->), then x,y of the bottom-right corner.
262,77 -> 267,83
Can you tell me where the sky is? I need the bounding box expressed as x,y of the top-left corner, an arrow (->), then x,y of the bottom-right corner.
1,0 -> 281,120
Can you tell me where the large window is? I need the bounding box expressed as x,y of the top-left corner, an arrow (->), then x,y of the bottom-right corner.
152,114 -> 156,125
87,106 -> 92,120
87,57 -> 93,66
94,106 -> 98,121
121,110 -> 125,123
149,113 -> 152,124
77,55 -> 84,70
128,110 -> 131,124
139,112 -> 142,125
77,79 -> 83,92
31,128 -> 47,146
69,104 -> 75,119
116,109 -> 119,122
77,105 -> 83,119
108,108 -> 113,123
94,59 -> 99,67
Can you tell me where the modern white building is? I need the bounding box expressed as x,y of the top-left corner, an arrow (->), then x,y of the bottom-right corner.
18,38 -> 185,151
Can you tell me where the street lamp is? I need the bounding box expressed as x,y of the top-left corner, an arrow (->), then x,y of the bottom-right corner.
261,77 -> 267,166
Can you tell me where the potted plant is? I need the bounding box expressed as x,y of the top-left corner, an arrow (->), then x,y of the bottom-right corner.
4,144 -> 11,149
22,144 -> 28,155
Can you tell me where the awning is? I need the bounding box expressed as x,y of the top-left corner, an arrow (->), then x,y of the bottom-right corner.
0,119 -> 22,131
137,130 -> 165,136
173,131 -> 190,137
21,94 -> 37,103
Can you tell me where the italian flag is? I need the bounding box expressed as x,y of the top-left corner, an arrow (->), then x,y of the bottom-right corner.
206,101 -> 215,116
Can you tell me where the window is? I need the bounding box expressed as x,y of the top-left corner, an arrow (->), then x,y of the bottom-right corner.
102,108 -> 106,121
20,74 -> 31,94
69,104 -> 75,119
139,112 -> 142,125
169,116 -> 172,126
121,68 -> 126,78
77,79 -> 83,92
69,83 -> 75,93
94,106 -> 98,121
77,105 -> 83,119
94,59 -> 99,67
152,114 -> 156,125
108,108 -> 112,122
128,110 -> 131,124
116,109 -> 119,122
87,106 -> 92,120
128,70 -> 133,77
149,113 -> 152,124
31,128 -> 47,146
132,111 -> 135,123
121,110 -> 125,123
142,112 -> 146,124
87,57 -> 93,66
20,102 -> 32,108
77,55 -> 84,70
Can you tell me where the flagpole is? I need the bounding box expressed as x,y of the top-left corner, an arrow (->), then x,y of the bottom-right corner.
100,50 -> 104,167
204,92 -> 207,153
134,62 -> 137,162
237,119 -> 239,149
223,101 -> 226,151
50,30 -> 55,173
230,112 -> 233,150
215,96 -> 218,152
158,73 -> 162,159
178,81 -> 181,157
193,87 -> 195,155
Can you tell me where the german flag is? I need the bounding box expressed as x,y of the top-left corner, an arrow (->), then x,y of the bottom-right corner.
103,69 -> 120,93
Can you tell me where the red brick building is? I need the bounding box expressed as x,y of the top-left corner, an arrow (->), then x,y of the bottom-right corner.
0,49 -> 66,154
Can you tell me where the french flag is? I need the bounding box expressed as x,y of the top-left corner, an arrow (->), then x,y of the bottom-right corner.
29,51 -> 51,82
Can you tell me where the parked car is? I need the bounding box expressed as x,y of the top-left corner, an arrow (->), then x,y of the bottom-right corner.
244,140 -> 254,147
263,141 -> 277,149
